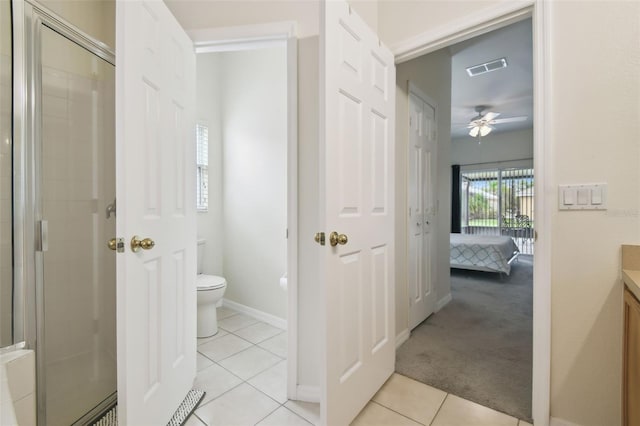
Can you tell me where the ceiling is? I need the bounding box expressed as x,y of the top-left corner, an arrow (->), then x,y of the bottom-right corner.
450,19 -> 533,140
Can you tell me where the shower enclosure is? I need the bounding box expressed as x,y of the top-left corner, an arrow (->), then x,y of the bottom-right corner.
13,2 -> 117,424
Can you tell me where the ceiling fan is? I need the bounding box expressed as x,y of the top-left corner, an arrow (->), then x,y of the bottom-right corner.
467,105 -> 527,138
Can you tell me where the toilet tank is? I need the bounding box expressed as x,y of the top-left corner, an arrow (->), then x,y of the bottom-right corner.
197,239 -> 206,274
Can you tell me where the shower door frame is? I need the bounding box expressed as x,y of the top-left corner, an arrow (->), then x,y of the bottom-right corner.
12,1 -> 116,424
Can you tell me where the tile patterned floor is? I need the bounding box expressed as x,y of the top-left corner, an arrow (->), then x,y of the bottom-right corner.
189,307 -> 534,426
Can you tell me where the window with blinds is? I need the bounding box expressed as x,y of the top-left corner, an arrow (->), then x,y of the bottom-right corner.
461,167 -> 535,254
196,124 -> 209,211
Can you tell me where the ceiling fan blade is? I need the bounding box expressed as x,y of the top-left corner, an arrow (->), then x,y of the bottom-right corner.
483,112 -> 500,121
479,125 -> 492,137
491,116 -> 528,124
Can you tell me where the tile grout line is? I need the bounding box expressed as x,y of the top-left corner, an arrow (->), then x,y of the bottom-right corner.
196,342 -> 287,412
195,380 -> 245,411
194,309 -> 291,425
252,404 -> 283,425
279,405 -> 315,425
369,400 -> 428,425
428,393 -> 449,426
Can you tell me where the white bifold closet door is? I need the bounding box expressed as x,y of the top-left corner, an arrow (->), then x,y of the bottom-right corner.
408,87 -> 437,330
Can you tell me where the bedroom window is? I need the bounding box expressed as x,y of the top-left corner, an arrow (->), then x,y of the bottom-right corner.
196,124 -> 209,212
460,167 -> 534,254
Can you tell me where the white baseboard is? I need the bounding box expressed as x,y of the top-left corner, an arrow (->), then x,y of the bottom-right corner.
222,298 -> 287,330
295,385 -> 320,403
395,328 -> 410,349
436,293 -> 452,312
550,417 -> 583,426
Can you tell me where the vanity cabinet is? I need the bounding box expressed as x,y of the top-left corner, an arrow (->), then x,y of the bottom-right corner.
624,286 -> 640,426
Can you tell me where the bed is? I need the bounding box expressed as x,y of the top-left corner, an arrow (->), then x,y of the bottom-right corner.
450,233 -> 520,275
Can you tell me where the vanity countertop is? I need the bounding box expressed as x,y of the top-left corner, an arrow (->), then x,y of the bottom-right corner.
622,269 -> 640,302
622,245 -> 640,301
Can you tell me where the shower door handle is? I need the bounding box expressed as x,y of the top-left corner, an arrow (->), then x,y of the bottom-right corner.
37,220 -> 49,252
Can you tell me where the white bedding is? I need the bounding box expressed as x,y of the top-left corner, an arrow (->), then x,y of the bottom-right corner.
450,233 -> 520,275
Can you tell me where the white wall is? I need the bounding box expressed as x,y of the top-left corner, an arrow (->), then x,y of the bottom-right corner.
451,128 -> 533,166
196,54 -> 224,276
196,48 -> 288,320
219,47 -> 288,320
166,0 -> 377,38
380,2 -> 640,425
395,48 -> 452,336
547,3 -> 639,424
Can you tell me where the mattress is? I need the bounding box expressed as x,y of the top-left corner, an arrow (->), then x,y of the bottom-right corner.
450,233 -> 520,275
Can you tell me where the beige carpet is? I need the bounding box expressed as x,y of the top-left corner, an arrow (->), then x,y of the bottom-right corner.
396,255 -> 533,421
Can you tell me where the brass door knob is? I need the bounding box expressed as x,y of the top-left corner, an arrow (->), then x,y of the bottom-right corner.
329,231 -> 348,247
131,235 -> 155,252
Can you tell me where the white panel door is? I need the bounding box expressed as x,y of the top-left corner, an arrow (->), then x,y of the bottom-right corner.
116,1 -> 197,424
408,88 -> 437,330
320,1 -> 395,424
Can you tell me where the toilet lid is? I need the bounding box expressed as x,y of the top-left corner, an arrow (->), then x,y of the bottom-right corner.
197,275 -> 226,290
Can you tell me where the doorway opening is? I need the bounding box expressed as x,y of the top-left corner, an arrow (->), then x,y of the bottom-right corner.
396,17 -> 535,422
190,30 -> 298,423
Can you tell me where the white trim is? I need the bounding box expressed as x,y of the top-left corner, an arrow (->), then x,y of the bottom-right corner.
531,1 -> 551,424
285,34 -> 299,402
221,299 -> 287,331
395,329 -> 410,349
295,385 -> 321,403
392,2 -> 550,426
392,1 -> 533,64
436,293 -> 452,312
189,21 -> 297,53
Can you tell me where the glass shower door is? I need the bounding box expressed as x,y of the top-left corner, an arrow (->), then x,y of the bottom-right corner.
39,26 -> 116,426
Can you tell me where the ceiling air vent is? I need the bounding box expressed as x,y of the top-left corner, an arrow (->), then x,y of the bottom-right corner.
466,58 -> 508,77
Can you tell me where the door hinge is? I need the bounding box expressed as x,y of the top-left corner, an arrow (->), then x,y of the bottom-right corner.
314,232 -> 325,246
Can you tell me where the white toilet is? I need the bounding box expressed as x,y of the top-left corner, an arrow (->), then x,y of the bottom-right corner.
197,239 -> 227,338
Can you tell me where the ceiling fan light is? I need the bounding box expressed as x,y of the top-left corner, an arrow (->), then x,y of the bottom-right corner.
469,126 -> 480,137
479,125 -> 492,137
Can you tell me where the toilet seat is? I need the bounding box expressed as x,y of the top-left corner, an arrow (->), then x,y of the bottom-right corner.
197,274 -> 226,290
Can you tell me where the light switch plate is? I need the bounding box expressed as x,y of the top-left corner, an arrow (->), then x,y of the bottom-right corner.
558,183 -> 607,210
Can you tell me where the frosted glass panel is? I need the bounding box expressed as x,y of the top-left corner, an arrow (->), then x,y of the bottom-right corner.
41,26 -> 116,425
0,0 -> 13,348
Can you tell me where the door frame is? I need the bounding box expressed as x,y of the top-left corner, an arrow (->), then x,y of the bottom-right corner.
187,21 -> 299,399
391,1 -> 551,425
406,82 -> 438,330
